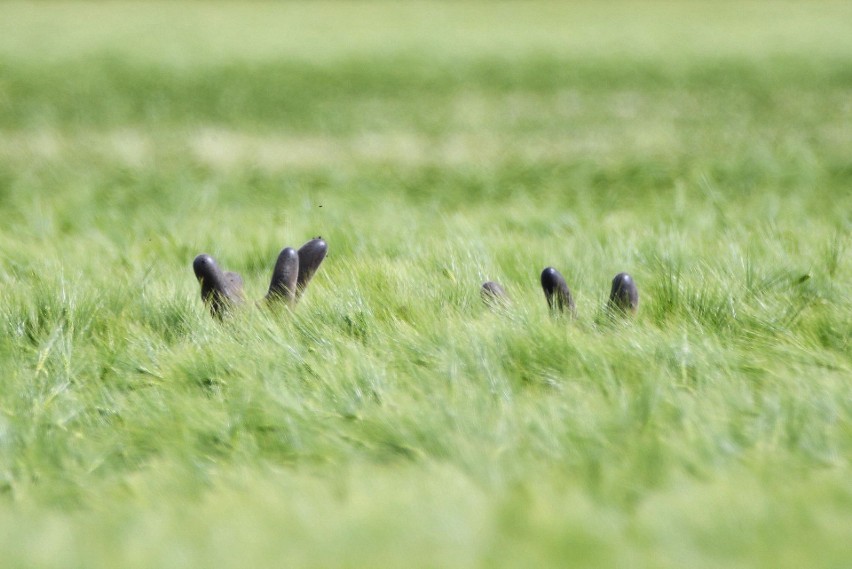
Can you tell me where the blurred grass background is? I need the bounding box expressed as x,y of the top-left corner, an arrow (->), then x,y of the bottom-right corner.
0,1 -> 851,568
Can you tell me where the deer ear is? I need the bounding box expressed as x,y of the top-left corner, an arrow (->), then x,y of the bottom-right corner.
266,247 -> 299,305
608,272 -> 639,315
296,238 -> 328,298
481,281 -> 510,308
540,267 -> 576,318
192,254 -> 244,319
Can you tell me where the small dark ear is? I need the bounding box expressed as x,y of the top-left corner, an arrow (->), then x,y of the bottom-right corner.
266,247 -> 299,304
296,238 -> 328,297
481,281 -> 510,308
608,272 -> 639,315
540,267 -> 576,317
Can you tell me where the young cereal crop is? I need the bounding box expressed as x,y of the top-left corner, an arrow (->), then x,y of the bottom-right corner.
0,2 -> 850,567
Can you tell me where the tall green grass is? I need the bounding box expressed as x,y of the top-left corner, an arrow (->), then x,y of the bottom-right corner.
0,2 -> 850,567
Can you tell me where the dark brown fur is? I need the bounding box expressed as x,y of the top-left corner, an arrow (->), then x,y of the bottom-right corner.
540,267 -> 576,317
193,254 -> 245,318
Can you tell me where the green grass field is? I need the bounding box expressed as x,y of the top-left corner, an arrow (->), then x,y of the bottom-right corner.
1,1 -> 851,567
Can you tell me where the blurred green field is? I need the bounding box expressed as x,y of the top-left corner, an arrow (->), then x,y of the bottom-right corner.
1,2 -> 851,568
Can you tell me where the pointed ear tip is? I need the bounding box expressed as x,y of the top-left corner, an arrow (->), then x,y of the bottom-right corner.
481,281 -> 507,296
299,238 -> 329,256
193,253 -> 212,265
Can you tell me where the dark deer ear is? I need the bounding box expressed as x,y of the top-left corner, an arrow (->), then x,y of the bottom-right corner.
481,281 -> 510,308
540,267 -> 576,317
296,238 -> 328,298
265,247 -> 299,305
192,254 -> 245,319
608,272 -> 639,315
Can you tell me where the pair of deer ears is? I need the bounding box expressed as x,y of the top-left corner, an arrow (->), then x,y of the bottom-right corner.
482,269 -> 639,316
193,238 -> 327,319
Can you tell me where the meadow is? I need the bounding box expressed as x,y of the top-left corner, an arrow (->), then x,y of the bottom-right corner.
0,1 -> 851,567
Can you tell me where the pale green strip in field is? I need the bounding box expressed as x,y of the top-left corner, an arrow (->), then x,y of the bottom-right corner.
2,0 -> 852,64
